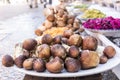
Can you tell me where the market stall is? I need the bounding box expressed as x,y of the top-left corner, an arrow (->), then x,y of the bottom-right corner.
1,0 -> 120,80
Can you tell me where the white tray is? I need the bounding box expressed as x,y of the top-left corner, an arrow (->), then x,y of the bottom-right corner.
14,46 -> 120,77
86,29 -> 120,37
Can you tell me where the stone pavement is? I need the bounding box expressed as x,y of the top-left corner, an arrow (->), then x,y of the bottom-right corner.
0,3 -> 44,20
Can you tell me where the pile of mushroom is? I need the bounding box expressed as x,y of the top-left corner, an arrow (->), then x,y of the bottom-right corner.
2,34 -> 116,73
35,5 -> 84,37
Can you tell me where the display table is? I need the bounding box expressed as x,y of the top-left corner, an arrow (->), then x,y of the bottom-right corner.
23,70 -> 119,80
23,74 -> 102,80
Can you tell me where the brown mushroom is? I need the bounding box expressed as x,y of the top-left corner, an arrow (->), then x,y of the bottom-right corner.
47,14 -> 55,22
67,18 -> 74,24
63,30 -> 73,38
51,44 -> 66,59
57,9 -> 64,17
14,55 -> 26,68
100,55 -> 108,64
80,50 -> 99,69
82,36 -> 98,51
23,58 -> 35,70
22,38 -> 37,51
53,35 -> 62,44
2,55 -> 14,67
33,58 -> 46,72
34,29 -> 43,36
68,46 -> 79,58
46,57 -> 64,73
65,24 -> 73,29
42,34 -> 53,44
103,46 -> 116,58
61,37 -> 68,44
65,57 -> 80,72
67,15 -> 75,24
67,34 -> 82,46
73,21 -> 80,30
36,44 -> 51,59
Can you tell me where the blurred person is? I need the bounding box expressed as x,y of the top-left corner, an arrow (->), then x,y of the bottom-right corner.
3,0 -> 10,3
26,0 -> 28,2
42,0 -> 52,8
48,0 -> 52,4
40,0 -> 46,4
28,0 -> 38,8
27,0 -> 52,8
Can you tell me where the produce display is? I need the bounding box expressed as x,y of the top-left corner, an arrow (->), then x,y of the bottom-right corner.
83,16 -> 120,30
1,3 -> 117,75
35,6 -> 83,37
81,9 -> 106,19
2,34 -> 116,73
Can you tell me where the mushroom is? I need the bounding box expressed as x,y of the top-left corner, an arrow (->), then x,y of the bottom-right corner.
33,58 -> 46,72
80,50 -> 99,69
42,34 -> 53,44
82,36 -> 98,51
103,46 -> 116,58
46,57 -> 64,73
2,55 -> 14,67
36,44 -> 51,59
68,46 -> 79,58
22,38 -> 37,51
65,57 -> 80,72
51,44 -> 66,59
14,55 -> 26,68
67,34 -> 82,46
23,58 -> 35,70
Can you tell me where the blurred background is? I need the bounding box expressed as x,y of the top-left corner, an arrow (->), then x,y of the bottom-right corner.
0,0 -> 43,20
0,0 -> 120,20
